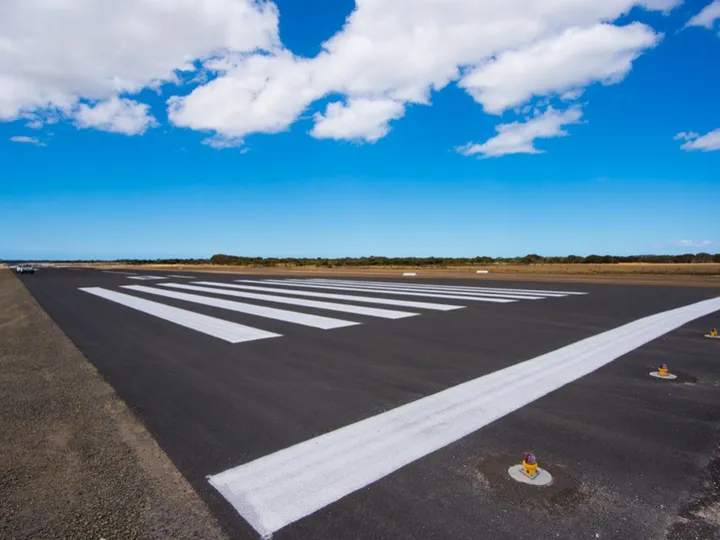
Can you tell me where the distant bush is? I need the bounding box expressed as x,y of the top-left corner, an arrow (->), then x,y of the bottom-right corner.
198,253 -> 720,267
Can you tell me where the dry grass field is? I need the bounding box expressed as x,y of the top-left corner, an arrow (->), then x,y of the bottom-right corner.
99,262 -> 720,276
57,261 -> 720,287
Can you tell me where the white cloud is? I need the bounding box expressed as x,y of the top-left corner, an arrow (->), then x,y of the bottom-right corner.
74,96 -> 157,135
457,106 -> 583,158
202,135 -> 245,149
0,0 -> 680,145
0,0 -> 279,122
459,23 -> 659,114
676,128 -> 720,151
168,53 -> 321,142
311,99 -> 405,142
673,131 -> 699,141
686,1 -> 720,29
672,240 -> 716,248
9,135 -> 45,146
167,0 -> 677,144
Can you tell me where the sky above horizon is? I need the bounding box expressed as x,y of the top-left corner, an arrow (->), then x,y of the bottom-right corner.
1,0 -> 718,260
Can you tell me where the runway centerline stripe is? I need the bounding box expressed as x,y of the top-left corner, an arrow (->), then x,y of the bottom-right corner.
121,285 -> 358,330
79,287 -> 279,343
196,281 -> 463,311
283,280 -> 549,300
241,280 -> 516,304
167,275 -> 196,279
208,296 -> 720,537
305,279 -> 585,296
159,283 -> 417,320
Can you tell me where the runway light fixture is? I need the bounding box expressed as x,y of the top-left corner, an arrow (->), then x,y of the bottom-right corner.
649,363 -> 677,380
522,452 -> 539,479
508,452 -> 553,486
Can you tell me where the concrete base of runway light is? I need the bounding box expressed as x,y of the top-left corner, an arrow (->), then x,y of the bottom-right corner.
508,465 -> 553,486
704,334 -> 720,339
649,371 -> 677,380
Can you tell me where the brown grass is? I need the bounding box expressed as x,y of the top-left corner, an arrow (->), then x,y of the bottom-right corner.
105,262 -> 720,276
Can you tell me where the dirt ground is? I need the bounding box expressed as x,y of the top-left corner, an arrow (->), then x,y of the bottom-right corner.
0,269 -> 227,540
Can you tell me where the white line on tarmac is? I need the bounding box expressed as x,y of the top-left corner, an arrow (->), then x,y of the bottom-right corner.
121,285 -> 358,330
194,281 -> 463,311
241,280 -> 516,304
159,283 -> 417,320
79,287 -> 279,343
288,280 -> 549,300
168,275 -> 196,279
305,279 -> 586,296
208,296 -> 720,537
102,270 -> 137,275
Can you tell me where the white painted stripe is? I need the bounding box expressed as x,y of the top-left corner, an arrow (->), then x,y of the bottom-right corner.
209,296 -> 720,536
168,275 -> 196,279
305,279 -> 567,298
102,270 -> 137,275
159,283 -> 417,320
127,276 -> 167,281
79,287 -> 279,343
195,281 -> 463,311
121,285 -> 357,330
289,280 -> 550,300
306,279 -> 585,296
241,280 -> 516,304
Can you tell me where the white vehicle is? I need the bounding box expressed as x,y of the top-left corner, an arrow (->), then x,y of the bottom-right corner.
17,264 -> 36,274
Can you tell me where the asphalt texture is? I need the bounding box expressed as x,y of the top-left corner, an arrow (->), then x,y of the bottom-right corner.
0,269 -> 228,540
15,267 -> 720,540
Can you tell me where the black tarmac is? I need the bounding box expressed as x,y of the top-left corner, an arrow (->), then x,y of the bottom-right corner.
17,267 -> 720,540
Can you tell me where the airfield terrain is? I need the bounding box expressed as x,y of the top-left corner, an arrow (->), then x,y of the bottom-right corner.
2,266 -> 720,540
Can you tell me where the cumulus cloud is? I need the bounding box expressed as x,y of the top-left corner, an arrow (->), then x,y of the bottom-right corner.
0,0 -> 279,121
9,136 -> 45,146
676,129 -> 720,151
168,53 -> 320,142
459,23 -> 659,114
686,1 -> 720,29
168,0 -> 675,144
457,106 -> 583,158
311,99 -> 405,142
0,0 -> 680,146
74,96 -> 157,135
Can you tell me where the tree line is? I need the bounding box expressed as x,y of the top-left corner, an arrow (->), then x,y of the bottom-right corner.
106,252 -> 720,266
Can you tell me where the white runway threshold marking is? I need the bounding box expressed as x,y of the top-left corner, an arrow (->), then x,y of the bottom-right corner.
306,279 -> 588,296
79,288 -> 279,343
158,283 -> 418,320
239,280 -> 517,304
194,281 -> 463,311
304,279 -> 579,298
209,297 -> 720,537
280,280 -> 551,301
121,285 -> 358,330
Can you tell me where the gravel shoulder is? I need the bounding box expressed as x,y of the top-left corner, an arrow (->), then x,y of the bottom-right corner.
0,269 -> 228,540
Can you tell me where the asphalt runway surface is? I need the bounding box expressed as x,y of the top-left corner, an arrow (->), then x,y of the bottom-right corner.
16,268 -> 720,540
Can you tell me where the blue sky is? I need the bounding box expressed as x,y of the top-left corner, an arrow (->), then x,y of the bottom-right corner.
1,0 -> 718,260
